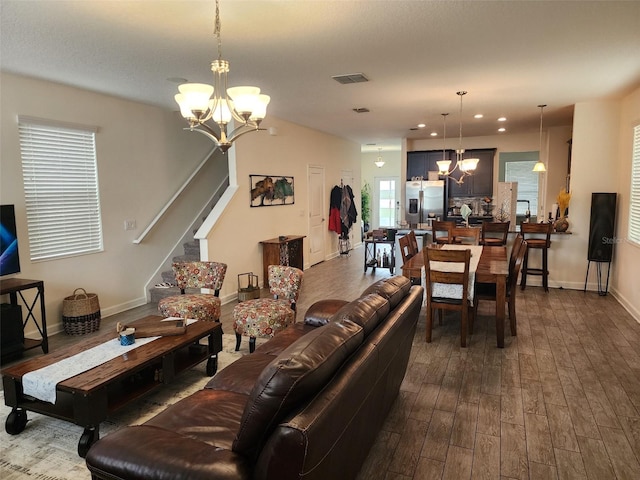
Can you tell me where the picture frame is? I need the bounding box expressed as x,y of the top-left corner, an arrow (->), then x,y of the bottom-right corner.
250,174 -> 295,207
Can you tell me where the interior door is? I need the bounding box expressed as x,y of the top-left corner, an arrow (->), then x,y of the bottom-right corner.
308,165 -> 325,266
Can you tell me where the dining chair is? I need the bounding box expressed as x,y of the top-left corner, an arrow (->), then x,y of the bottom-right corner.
475,236 -> 527,337
423,246 -> 473,347
157,261 -> 227,322
399,234 -> 414,263
480,221 -> 510,246
431,220 -> 455,245
407,230 -> 419,256
452,226 -> 480,245
520,222 -> 553,292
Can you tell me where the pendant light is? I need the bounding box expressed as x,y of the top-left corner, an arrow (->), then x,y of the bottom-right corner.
437,91 -> 479,184
374,147 -> 385,168
533,104 -> 547,172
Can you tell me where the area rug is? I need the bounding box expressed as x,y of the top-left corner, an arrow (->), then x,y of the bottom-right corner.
0,334 -> 263,480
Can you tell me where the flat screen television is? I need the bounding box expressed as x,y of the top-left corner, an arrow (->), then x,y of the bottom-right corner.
0,204 -> 21,276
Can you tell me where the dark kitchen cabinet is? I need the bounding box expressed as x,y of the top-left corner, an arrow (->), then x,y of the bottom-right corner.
407,150 -> 453,180
445,148 -> 495,197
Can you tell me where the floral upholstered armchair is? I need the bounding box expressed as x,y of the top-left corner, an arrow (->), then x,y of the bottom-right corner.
232,265 -> 303,353
158,261 -> 227,322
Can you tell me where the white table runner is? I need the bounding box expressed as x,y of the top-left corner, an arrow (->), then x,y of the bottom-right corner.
422,245 -> 483,306
22,318 -> 197,404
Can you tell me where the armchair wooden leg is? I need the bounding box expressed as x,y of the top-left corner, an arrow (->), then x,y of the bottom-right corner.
460,307 -> 468,348
426,307 -> 434,343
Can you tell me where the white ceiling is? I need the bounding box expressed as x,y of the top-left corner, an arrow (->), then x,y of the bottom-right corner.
2,1 -> 639,152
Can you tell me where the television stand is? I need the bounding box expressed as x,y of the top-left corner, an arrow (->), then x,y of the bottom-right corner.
0,278 -> 48,355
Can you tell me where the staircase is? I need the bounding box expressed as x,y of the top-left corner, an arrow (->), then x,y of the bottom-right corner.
149,239 -> 202,304
148,175 -> 229,305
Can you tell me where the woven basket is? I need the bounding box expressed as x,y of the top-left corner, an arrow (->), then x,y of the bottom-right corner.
62,288 -> 101,335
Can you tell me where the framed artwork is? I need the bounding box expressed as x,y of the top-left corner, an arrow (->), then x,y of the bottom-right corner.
250,174 -> 295,207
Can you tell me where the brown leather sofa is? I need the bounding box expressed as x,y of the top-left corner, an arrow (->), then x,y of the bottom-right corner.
85,276 -> 423,480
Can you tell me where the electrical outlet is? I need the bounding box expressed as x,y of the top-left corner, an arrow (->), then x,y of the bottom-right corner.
124,219 -> 137,231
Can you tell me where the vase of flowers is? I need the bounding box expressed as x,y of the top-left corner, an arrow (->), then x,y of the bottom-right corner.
554,188 -> 571,232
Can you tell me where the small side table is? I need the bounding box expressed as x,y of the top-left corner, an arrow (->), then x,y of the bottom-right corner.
260,236 -> 305,288
0,278 -> 48,354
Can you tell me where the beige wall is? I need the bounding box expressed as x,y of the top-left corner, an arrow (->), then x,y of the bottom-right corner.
1,73 -> 360,332
611,87 -> 640,320
199,116 -> 361,302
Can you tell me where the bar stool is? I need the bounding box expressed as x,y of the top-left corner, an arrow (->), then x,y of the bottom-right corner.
520,222 -> 553,292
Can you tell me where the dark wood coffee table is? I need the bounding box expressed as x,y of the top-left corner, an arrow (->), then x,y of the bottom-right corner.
1,315 -> 223,457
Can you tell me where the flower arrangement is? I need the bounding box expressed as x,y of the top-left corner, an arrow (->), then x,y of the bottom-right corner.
557,188 -> 571,218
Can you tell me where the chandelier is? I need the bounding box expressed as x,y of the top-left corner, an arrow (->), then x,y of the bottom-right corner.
437,91 -> 479,185
174,0 -> 270,153
533,104 -> 547,172
374,148 -> 385,168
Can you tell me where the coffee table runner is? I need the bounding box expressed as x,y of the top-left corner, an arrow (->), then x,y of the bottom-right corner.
22,318 -> 196,404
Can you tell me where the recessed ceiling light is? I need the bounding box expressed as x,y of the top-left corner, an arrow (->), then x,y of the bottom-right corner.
498,127 -> 506,132
497,117 -> 507,122
430,132 -> 438,136
417,123 -> 426,128
474,114 -> 483,119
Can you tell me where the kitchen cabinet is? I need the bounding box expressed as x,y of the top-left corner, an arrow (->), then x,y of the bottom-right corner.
407,150 -> 452,180
446,148 -> 495,197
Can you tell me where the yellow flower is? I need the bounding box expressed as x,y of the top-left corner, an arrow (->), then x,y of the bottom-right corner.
557,188 -> 571,217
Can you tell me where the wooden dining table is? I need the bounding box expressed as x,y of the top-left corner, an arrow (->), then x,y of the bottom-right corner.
401,245 -> 509,347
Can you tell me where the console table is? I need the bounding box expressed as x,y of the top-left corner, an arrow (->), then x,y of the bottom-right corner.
260,236 -> 305,288
0,278 -> 48,354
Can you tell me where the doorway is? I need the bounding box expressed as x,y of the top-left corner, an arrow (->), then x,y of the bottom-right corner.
374,176 -> 400,228
308,165 -> 325,266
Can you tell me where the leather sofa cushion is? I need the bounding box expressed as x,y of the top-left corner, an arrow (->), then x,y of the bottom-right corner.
205,353 -> 278,395
361,276 -> 411,309
304,299 -> 349,326
330,293 -> 390,336
232,319 -> 364,460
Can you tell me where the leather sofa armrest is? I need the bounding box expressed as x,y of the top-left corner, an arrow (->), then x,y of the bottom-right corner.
303,299 -> 349,326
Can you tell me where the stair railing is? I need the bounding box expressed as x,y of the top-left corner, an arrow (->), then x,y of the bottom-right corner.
133,145 -> 221,244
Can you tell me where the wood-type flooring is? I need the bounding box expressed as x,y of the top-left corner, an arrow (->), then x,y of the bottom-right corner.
14,246 -> 640,480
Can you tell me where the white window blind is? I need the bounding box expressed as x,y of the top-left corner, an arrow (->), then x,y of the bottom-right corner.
629,124 -> 640,245
18,117 -> 103,261
505,160 -> 539,216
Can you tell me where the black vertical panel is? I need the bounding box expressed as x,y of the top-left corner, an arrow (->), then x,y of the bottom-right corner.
588,193 -> 617,262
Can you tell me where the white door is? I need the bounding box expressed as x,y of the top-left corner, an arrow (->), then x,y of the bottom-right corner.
374,176 -> 400,228
308,165 -> 325,266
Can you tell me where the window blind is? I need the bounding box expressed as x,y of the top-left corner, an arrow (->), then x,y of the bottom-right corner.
18,117 -> 103,261
504,160 -> 539,216
629,124 -> 640,245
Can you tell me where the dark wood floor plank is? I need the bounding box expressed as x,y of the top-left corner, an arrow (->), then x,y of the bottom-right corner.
576,436 -> 617,480
546,403 -> 580,452
553,448 -> 588,480
598,425 -> 640,479
387,420 -> 430,477
471,433 -> 500,480
442,445 -> 473,480
450,401 -> 478,449
524,413 -> 556,466
500,422 -> 528,480
421,409 -> 455,462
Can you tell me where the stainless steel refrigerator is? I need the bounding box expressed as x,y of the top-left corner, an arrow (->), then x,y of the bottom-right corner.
406,180 -> 445,225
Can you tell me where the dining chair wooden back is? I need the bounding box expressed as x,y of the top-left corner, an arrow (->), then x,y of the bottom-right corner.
423,247 -> 472,347
475,237 -> 527,338
399,234 -> 414,263
407,230 -> 419,256
480,221 -> 510,246
520,222 -> 553,292
452,227 -> 481,245
432,220 -> 455,245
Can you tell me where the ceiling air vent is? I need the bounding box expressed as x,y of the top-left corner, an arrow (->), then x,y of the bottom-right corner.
332,73 -> 369,84
353,107 -> 370,113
